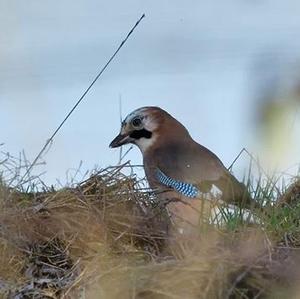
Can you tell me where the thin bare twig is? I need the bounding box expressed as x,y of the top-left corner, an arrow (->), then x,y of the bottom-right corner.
19,14 -> 145,184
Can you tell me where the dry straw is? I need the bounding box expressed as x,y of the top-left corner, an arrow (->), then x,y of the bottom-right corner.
0,154 -> 300,299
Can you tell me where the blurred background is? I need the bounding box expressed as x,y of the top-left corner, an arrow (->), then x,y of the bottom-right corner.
1,0 -> 300,186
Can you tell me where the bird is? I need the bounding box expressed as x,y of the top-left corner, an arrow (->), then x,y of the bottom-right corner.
110,106 -> 257,234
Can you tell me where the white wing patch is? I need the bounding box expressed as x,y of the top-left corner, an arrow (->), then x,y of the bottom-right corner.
197,184 -> 222,201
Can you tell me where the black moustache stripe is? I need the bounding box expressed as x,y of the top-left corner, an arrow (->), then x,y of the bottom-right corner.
130,129 -> 152,140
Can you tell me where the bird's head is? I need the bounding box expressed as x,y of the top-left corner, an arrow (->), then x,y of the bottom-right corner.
109,106 -> 189,153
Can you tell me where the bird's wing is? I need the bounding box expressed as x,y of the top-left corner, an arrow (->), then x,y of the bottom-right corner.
155,168 -> 201,198
149,141 -> 255,207
155,167 -> 223,199
154,141 -> 227,186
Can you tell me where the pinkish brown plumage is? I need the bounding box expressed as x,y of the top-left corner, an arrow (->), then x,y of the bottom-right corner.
110,106 -> 256,233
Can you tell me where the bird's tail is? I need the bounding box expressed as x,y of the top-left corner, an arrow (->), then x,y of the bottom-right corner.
216,172 -> 260,209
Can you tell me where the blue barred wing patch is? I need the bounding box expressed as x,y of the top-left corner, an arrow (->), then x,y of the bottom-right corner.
156,168 -> 199,198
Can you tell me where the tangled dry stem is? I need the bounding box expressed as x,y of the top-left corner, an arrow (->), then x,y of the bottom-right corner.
0,163 -> 299,299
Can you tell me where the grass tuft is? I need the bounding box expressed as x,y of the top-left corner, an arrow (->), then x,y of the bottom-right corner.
0,157 -> 299,298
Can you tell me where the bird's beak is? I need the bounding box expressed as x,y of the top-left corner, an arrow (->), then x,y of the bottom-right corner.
109,133 -> 131,148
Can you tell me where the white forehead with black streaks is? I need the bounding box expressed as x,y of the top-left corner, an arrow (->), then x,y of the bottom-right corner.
123,107 -> 149,125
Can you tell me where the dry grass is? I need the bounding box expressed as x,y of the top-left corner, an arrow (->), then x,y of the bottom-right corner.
0,160 -> 300,299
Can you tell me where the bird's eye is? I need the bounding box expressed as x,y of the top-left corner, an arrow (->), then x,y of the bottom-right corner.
132,117 -> 142,128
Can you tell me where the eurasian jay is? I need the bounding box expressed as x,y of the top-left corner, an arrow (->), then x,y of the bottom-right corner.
110,106 -> 256,232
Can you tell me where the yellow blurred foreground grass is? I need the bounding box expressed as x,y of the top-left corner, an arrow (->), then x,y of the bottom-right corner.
0,163 -> 300,299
